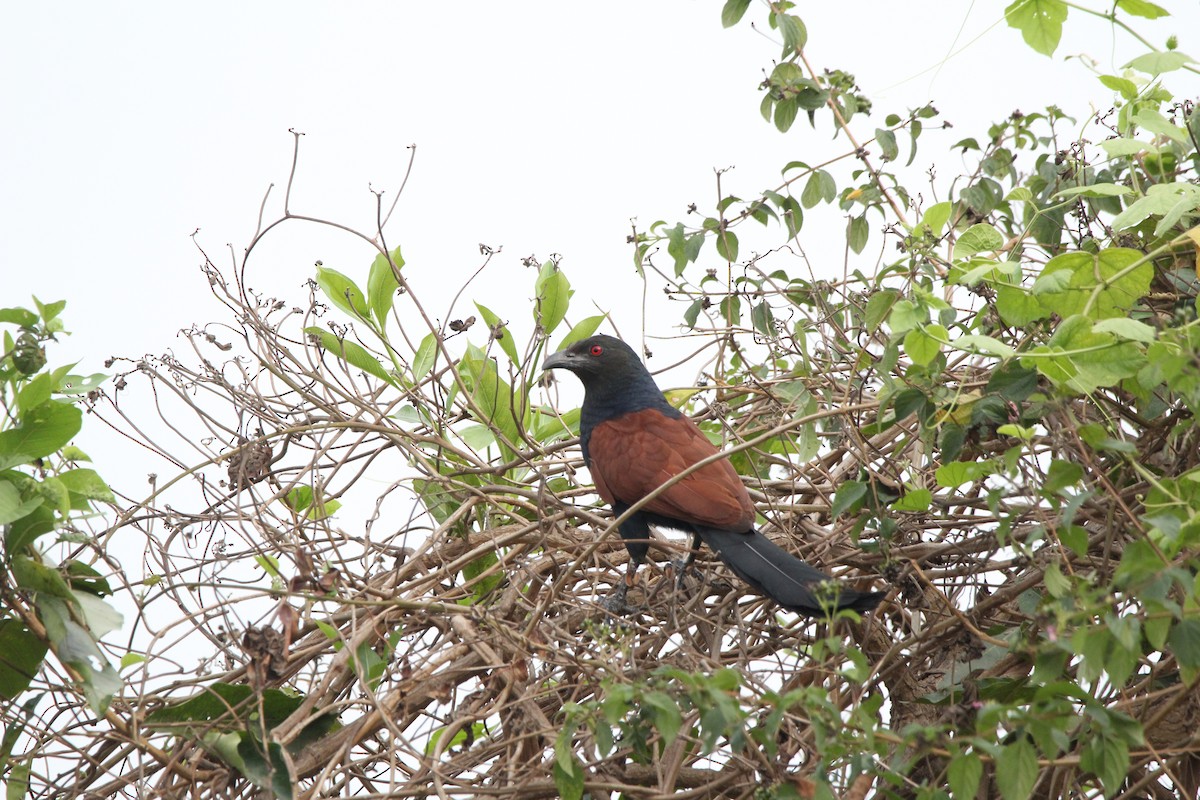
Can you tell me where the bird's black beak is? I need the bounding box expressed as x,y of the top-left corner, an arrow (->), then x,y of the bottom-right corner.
541,350 -> 572,372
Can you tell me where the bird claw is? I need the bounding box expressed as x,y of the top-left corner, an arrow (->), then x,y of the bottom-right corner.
670,559 -> 691,590
602,585 -> 639,616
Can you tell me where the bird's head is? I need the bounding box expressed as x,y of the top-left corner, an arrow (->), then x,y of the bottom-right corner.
542,334 -> 668,413
541,334 -> 640,381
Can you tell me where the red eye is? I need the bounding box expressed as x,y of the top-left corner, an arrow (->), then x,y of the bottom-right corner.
589,345 -> 604,356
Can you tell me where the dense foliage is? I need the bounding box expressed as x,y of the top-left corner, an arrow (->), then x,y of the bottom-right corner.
2,1 -> 1199,798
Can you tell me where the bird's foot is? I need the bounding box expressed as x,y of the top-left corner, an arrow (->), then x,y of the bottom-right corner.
670,558 -> 691,590
602,584 -> 639,616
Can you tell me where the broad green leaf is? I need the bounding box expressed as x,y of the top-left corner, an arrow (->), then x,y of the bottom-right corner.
0,620 -> 48,700
721,0 -> 752,28
1054,183 -> 1131,199
16,374 -> 52,414
948,750 -> 983,799
831,480 -> 868,518
864,290 -> 900,333
952,224 -> 1004,260
918,201 -> 952,238
715,230 -> 739,262
1005,0 -> 1068,57
1132,109 -> 1189,144
1043,459 -> 1083,494
955,334 -> 1015,358
847,215 -> 869,254
996,284 -> 1048,326
367,246 -> 403,329
305,328 -> 397,386
905,325 -> 946,366
460,346 -> 523,459
534,262 -> 572,335
891,488 -> 932,512
474,302 -> 520,364
936,460 -> 996,488
0,401 -> 82,465
1110,183 -> 1200,235
773,97 -> 798,133
552,755 -> 585,800
1099,74 -> 1139,99
775,11 -> 806,53
58,468 -> 115,505
315,265 -> 371,322
666,222 -> 688,275
1124,50 -> 1195,74
887,299 -> 924,334
1092,317 -> 1156,343
1116,0 -> 1168,19
0,481 -> 43,525
11,556 -> 73,600
875,127 -> 898,161
995,737 -> 1038,800
556,315 -> 607,350
1100,138 -> 1152,158
1169,619 -> 1200,670
1033,248 -> 1151,319
73,591 -> 123,639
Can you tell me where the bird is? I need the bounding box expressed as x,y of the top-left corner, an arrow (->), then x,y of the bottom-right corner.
542,334 -> 885,617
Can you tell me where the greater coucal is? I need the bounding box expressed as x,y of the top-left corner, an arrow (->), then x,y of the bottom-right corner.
543,334 -> 884,616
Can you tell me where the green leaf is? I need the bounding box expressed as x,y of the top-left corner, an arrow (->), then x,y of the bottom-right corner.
367,246 -> 403,329
0,401 -> 82,466
1092,317 -> 1156,343
1099,74 -> 1139,100
556,315 -> 607,350
305,327 -> 396,386
905,325 -> 946,366
11,556 -> 74,600
643,691 -> 683,745
474,302 -> 520,364
948,750 -> 983,799
1116,0 -> 1169,19
315,265 -> 371,322
0,481 -> 43,526
996,284 -> 1047,326
875,128 -> 898,161
715,230 -> 739,262
6,760 -> 30,800
1124,50 -> 1195,75
552,755 -> 585,800
1169,619 -> 1200,670
534,262 -> 573,335
720,0 -> 752,28
802,170 -> 836,208
864,290 -> 900,333
995,737 -> 1038,800
955,334 -> 1015,358
1043,459 -> 1083,494
936,460 -> 996,488
412,333 -> 438,380
775,12 -> 806,53
847,215 -> 869,254
0,620 -> 48,700
919,201 -> 953,238
831,480 -> 868,518
891,488 -> 932,512
1033,248 -> 1151,320
1054,183 -> 1131,199
953,224 -> 1004,260
773,97 -> 798,133
58,468 -> 115,505
460,346 -> 523,459
1005,0 -> 1068,57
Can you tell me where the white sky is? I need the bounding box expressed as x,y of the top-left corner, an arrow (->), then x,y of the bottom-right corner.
3,0 -> 1197,477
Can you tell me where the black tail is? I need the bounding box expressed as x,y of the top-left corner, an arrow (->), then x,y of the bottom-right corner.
696,527 -> 884,616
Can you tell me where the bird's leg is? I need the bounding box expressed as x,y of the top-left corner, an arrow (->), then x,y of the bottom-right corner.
603,560 -> 640,614
672,532 -> 703,589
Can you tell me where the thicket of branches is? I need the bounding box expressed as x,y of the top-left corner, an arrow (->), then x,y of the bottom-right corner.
3,2 -> 1200,798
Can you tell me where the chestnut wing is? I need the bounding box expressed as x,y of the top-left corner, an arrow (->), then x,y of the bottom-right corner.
588,408 -> 754,531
